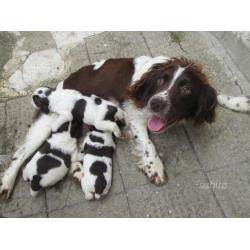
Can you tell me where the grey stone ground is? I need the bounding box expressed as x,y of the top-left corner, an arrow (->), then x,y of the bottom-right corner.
0,31 -> 250,218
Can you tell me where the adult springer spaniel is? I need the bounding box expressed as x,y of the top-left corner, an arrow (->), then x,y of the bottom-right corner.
0,56 -> 219,200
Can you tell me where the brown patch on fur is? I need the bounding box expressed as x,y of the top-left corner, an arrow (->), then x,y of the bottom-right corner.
64,58 -> 134,102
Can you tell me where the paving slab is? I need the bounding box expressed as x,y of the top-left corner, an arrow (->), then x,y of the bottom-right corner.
0,96 -> 33,155
142,31 -> 214,57
49,192 -> 130,218
85,31 -> 150,62
184,106 -> 250,171
6,97 -> 33,145
68,43 -> 90,73
127,170 -> 224,218
45,177 -> 72,212
190,40 -> 250,95
207,162 -> 250,217
115,137 -> 149,191
217,31 -> 250,82
26,212 -> 47,218
0,179 -> 47,218
19,31 -> 57,52
0,32 -> 16,79
0,102 -> 6,130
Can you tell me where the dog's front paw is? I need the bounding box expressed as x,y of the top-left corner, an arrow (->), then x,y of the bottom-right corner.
73,171 -> 83,182
71,162 -> 83,182
0,172 -> 15,201
139,157 -> 167,185
113,125 -> 121,138
51,124 -> 59,132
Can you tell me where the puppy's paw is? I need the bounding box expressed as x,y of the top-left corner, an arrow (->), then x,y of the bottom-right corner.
73,171 -> 83,182
51,124 -> 59,132
84,192 -> 95,200
113,125 -> 121,138
70,162 -> 82,175
30,188 -> 39,197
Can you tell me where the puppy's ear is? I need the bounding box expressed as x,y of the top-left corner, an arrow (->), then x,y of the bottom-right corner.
45,87 -> 55,96
194,84 -> 218,124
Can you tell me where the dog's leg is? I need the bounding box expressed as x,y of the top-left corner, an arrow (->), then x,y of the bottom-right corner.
218,94 -> 250,113
51,112 -> 73,132
124,103 -> 166,185
115,107 -> 127,124
70,161 -> 83,181
0,114 -> 54,201
95,121 -> 121,138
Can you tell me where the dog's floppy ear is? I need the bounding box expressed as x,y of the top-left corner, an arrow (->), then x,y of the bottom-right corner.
194,84 -> 218,124
33,95 -> 50,114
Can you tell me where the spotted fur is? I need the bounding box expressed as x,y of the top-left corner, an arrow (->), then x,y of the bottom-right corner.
22,121 -> 82,197
31,87 -> 126,138
73,129 -> 115,200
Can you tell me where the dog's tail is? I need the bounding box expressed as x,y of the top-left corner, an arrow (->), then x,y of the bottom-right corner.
217,94 -> 250,113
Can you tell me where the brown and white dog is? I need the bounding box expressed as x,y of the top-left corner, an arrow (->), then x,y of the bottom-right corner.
0,55 -> 219,200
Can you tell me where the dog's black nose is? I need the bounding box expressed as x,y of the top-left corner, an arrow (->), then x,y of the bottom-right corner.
149,98 -> 168,112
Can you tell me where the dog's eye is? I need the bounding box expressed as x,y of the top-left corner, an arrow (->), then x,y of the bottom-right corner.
180,85 -> 191,95
45,89 -> 52,96
38,90 -> 43,94
179,80 -> 189,87
157,78 -> 165,87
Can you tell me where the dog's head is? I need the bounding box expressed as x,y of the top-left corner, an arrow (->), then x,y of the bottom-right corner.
127,57 -> 218,133
31,87 -> 54,114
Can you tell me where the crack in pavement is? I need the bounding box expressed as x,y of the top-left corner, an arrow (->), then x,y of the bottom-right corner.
114,153 -> 133,217
224,59 -> 245,95
177,42 -> 187,54
182,125 -> 227,218
234,80 -> 243,95
141,32 -> 153,56
44,189 -> 49,218
208,33 -> 246,95
64,178 -> 73,208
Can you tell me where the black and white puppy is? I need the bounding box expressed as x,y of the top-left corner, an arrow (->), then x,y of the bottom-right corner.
31,87 -> 126,137
22,120 -> 82,197
72,127 -> 115,200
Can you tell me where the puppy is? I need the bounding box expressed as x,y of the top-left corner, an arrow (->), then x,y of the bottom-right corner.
72,126 -> 115,200
31,87 -> 125,137
23,120 -> 82,197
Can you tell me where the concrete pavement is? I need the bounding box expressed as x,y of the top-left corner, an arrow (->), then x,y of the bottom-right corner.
0,31 -> 250,217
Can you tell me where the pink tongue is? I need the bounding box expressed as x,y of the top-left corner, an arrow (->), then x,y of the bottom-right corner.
147,115 -> 167,132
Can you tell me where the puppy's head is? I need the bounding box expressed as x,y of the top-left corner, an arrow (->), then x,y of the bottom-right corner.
31,87 -> 54,114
